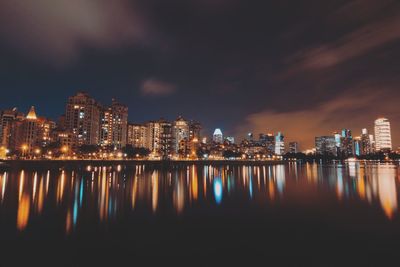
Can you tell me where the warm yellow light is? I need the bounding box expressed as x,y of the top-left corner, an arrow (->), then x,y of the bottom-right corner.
35,149 -> 41,155
61,146 -> 69,153
21,144 -> 28,151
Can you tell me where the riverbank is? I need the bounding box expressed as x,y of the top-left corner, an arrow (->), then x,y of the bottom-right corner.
0,159 -> 291,171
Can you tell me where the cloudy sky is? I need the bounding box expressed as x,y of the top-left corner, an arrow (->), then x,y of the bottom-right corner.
0,0 -> 399,149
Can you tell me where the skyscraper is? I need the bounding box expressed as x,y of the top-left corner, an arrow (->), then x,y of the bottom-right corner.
213,128 -> 223,144
0,108 -> 24,149
173,116 -> 189,153
360,128 -> 372,155
100,99 -> 128,149
65,92 -> 101,146
146,119 -> 173,157
315,136 -> 337,156
127,123 -> 148,148
288,142 -> 298,153
274,132 -> 285,155
18,107 -> 39,154
374,118 -> 392,152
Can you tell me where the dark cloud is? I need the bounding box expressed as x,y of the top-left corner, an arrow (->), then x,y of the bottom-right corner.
140,79 -> 177,96
0,0 -> 149,65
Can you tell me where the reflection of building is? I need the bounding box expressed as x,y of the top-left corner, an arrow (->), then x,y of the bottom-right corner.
376,167 -> 397,219
374,118 -> 392,152
315,136 -> 337,156
65,92 -> 101,146
213,128 -> 223,144
274,132 -> 285,155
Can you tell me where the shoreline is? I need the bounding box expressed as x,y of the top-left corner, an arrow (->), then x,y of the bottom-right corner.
0,159 -> 291,170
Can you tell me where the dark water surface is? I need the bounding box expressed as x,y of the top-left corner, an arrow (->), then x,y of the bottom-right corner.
0,162 -> 400,266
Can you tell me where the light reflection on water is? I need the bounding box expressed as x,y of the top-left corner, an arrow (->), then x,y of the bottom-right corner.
0,163 -> 399,234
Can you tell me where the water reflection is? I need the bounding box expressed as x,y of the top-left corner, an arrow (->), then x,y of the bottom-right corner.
0,163 -> 399,234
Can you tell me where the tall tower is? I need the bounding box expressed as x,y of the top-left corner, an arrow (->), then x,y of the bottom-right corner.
173,116 -> 189,153
100,99 -> 128,149
274,132 -> 285,155
65,92 -> 101,146
213,128 -> 223,144
374,118 -> 392,152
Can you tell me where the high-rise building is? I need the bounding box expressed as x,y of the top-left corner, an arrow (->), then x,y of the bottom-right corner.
259,133 -> 275,154
146,119 -> 173,157
353,136 -> 362,156
17,107 -> 39,154
173,116 -> 189,153
288,142 -> 298,153
36,117 -> 56,147
213,128 -> 223,144
189,121 -> 201,141
65,92 -> 101,146
0,108 -> 24,149
225,136 -> 235,144
274,132 -> 285,155
374,118 -> 392,152
127,123 -> 148,148
100,99 -> 128,149
340,129 -> 353,156
360,128 -> 372,155
315,136 -> 337,156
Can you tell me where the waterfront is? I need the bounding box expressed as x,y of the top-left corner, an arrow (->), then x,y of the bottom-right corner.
1,162 -> 400,266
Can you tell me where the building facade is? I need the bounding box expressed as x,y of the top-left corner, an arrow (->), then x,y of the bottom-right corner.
374,118 -> 392,152
65,92 -> 101,146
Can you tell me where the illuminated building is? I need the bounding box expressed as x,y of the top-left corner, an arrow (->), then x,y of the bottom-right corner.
247,132 -> 254,142
173,116 -> 189,153
213,128 -> 223,144
189,121 -> 201,141
340,129 -> 353,157
127,123 -> 148,148
360,128 -> 372,155
146,119 -> 173,157
288,142 -> 298,153
374,118 -> 392,152
36,117 -> 56,147
51,129 -> 77,149
65,92 -> 101,146
315,136 -> 337,156
0,108 -> 24,149
100,99 -> 128,149
259,133 -> 275,154
17,107 -> 39,154
274,132 -> 285,155
225,136 -> 235,144
353,136 -> 362,156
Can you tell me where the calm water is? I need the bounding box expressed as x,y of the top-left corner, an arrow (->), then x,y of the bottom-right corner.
1,162 -> 400,266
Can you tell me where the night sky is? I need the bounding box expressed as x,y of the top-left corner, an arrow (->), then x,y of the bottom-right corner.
1,0 -> 400,149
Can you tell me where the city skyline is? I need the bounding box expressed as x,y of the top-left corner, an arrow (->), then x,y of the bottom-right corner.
0,91 -> 396,159
1,1 -> 400,149
0,93 -> 397,151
